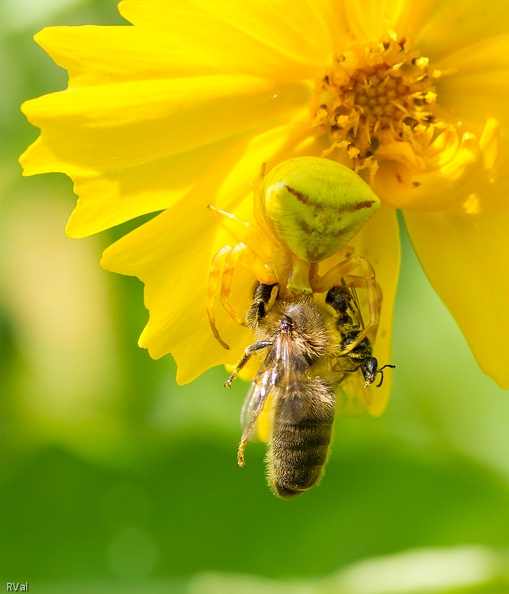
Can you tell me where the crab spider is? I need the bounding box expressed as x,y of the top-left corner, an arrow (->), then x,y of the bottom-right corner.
206,156 -> 382,351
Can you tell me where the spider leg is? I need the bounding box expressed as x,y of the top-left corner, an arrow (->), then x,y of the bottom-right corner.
219,243 -> 251,327
313,255 -> 381,354
220,242 -> 279,323
207,241 -> 279,349
209,204 -> 277,264
207,242 -> 255,350
207,245 -> 234,350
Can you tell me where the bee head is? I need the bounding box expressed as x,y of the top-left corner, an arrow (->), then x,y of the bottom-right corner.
360,359 -> 396,388
360,357 -> 378,387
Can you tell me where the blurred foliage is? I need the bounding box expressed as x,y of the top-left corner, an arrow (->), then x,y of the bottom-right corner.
1,1 -> 509,592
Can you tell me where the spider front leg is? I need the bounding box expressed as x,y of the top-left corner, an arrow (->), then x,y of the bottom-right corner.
312,255 -> 382,354
207,243 -> 277,350
206,205 -> 280,349
207,245 -> 236,350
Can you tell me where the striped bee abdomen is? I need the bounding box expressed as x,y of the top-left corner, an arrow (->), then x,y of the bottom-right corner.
267,377 -> 336,498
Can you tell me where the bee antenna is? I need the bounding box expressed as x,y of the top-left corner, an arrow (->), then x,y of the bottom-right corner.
375,364 -> 396,388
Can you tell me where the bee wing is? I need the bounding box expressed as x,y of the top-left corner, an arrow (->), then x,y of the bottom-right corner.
240,330 -> 309,444
336,374 -> 371,416
325,355 -> 367,416
275,331 -> 311,424
344,279 -> 366,330
239,346 -> 282,446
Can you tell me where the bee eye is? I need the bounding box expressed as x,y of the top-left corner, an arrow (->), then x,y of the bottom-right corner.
281,315 -> 293,330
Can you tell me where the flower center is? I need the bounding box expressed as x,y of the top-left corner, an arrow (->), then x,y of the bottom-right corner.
313,31 -> 443,174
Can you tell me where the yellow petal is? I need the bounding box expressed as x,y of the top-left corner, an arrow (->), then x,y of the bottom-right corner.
437,35 -> 509,129
65,136 -> 243,237
340,0 -> 407,43
101,193 -> 249,383
21,76 -> 311,236
21,76 -> 311,174
119,0 -> 334,79
386,0 -> 443,40
374,119 -> 509,213
404,207 -> 509,389
32,26 -> 227,86
410,0 -> 509,62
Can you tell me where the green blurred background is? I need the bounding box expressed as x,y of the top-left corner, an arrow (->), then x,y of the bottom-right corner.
2,1 -> 509,592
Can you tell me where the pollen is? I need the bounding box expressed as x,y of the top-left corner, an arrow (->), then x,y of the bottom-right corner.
313,32 -> 442,173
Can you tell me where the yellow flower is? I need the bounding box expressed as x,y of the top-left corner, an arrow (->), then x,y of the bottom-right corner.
20,0 -> 509,397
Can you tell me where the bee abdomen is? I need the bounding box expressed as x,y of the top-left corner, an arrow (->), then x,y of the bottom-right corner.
267,379 -> 336,498
268,422 -> 333,498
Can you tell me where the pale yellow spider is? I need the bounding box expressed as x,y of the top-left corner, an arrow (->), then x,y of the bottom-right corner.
207,156 -> 382,351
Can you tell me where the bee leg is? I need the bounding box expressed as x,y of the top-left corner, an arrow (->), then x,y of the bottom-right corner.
224,340 -> 273,388
237,438 -> 248,467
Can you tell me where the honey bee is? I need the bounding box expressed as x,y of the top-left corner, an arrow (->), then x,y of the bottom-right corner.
226,280 -> 394,498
